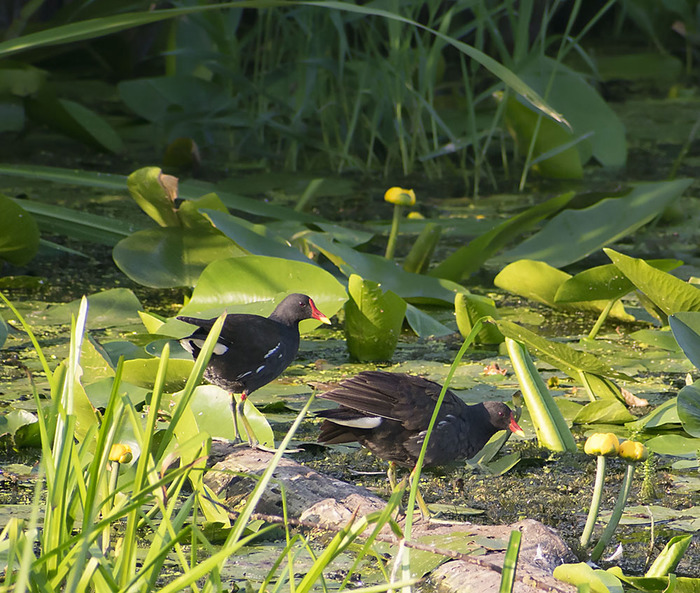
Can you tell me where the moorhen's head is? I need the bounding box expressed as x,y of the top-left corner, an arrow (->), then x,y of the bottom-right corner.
270,293 -> 331,326
483,401 -> 525,436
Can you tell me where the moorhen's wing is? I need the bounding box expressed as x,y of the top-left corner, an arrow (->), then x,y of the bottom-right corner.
179,314 -> 299,392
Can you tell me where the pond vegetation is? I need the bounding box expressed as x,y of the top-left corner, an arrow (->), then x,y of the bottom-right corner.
1,1 -> 700,592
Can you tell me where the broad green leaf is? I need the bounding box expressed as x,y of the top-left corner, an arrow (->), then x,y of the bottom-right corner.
404,304 -> 453,338
519,56 -> 626,169
428,191 -> 575,282
0,193 -> 39,266
0,61 -> 46,96
606,248 -> 700,316
494,319 -> 633,382
631,329 -> 681,352
178,194 -> 229,229
84,378 -> 149,409
500,93 -> 582,179
670,312 -> 700,369
178,255 -> 347,328
113,227 -> 245,288
188,385 -> 274,447
553,562 -> 624,593
644,434 -> 700,457
203,209 -> 311,262
645,534 -> 693,578
500,180 -> 692,268
613,573 -> 700,593
403,222 -> 441,274
573,399 -> 635,425
504,337 -> 576,452
627,399 -> 681,431
556,260 -> 683,303
0,409 -> 37,437
39,288 -> 143,328
10,196 -> 142,246
126,167 -> 180,227
345,274 -> 406,362
677,381 -> 700,438
0,316 -> 6,349
121,358 -> 194,392
26,93 -> 123,153
304,231 -> 461,304
455,293 -> 503,344
494,260 -> 633,320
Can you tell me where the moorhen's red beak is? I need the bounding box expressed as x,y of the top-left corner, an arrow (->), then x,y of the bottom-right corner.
309,299 -> 332,325
509,416 -> 525,437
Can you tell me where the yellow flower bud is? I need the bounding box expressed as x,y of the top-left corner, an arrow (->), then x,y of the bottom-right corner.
384,187 -> 416,207
109,444 -> 133,464
618,440 -> 648,462
584,433 -> 619,457
407,211 -> 424,220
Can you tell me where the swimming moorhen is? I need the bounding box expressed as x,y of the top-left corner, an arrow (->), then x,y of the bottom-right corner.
317,371 -> 524,514
179,293 -> 331,446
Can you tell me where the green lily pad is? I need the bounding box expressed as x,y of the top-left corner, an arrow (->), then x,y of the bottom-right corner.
113,227 -> 246,288
670,312 -> 700,369
0,193 -> 39,266
553,562 -> 624,593
573,399 -> 635,425
38,288 -> 143,328
677,381 -> 700,438
455,292 -> 503,344
500,180 -> 692,268
606,249 -> 700,316
344,274 -> 406,362
644,434 -> 700,457
177,255 -> 347,327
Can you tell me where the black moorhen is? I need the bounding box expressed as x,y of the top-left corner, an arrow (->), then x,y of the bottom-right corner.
317,371 -> 524,514
179,293 -> 331,446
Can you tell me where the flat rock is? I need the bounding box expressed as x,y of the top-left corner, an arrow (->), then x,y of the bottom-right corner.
205,443 -> 577,593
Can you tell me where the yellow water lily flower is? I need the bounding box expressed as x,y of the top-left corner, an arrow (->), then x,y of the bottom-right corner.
584,433 -> 620,457
384,187 -> 416,207
109,444 -> 133,464
618,440 -> 648,462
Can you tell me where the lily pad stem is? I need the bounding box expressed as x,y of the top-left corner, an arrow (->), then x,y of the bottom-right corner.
587,299 -> 617,341
580,455 -> 607,548
385,204 -> 403,260
591,462 -> 636,561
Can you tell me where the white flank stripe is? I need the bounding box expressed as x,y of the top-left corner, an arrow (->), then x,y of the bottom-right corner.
329,416 -> 382,429
264,343 -> 281,359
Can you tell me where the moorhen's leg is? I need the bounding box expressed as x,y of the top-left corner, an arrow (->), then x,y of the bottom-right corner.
230,393 -> 242,444
409,466 -> 432,519
237,393 -> 259,448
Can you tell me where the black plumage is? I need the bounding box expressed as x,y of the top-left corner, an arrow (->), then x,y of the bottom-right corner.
317,371 -> 523,467
179,293 -> 330,445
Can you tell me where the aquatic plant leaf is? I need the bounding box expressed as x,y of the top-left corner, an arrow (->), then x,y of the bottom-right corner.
345,274 -> 406,362
606,249 -> 700,316
126,167 -> 180,227
455,293 -> 503,344
519,56 -> 627,169
403,222 -> 441,274
26,93 -> 123,153
304,231 -> 461,303
504,337 -> 577,452
121,358 -> 194,392
645,534 -> 693,578
404,304 -> 453,338
429,191 -> 575,282
189,385 -> 274,447
0,316 -> 6,349
202,209 -> 310,262
494,260 -> 633,320
670,312 -> 700,370
644,434 -> 700,457
500,93 -> 583,179
630,329 -> 681,352
113,227 -> 245,288
500,180 -> 692,268
0,193 -> 39,266
0,409 -> 37,437
677,381 -> 700,438
494,319 -> 633,382
40,288 -> 143,329
627,399 -> 680,431
555,260 -> 682,303
573,399 -> 635,425
177,255 -> 347,331
553,562 -> 624,593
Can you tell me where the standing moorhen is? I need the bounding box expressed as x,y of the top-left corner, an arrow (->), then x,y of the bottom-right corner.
317,371 -> 524,514
179,293 -> 331,447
